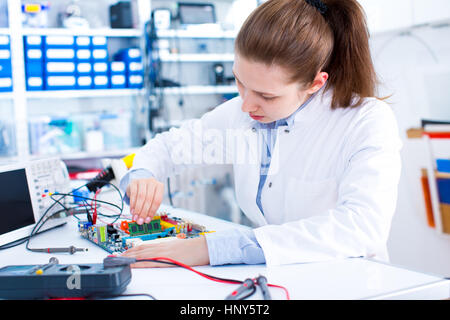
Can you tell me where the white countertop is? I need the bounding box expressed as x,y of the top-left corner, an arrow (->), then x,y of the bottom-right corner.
1,202 -> 449,300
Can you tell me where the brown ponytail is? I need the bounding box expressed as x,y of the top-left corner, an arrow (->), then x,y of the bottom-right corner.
235,0 -> 378,109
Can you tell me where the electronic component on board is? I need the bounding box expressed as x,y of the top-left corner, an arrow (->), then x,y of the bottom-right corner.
77,211 -> 212,254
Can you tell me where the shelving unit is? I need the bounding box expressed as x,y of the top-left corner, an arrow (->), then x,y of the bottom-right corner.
3,0 -> 151,162
2,0 -> 245,164
407,127 -> 450,235
156,28 -> 237,39
162,85 -> 237,95
148,0 -> 244,130
25,88 -> 145,99
159,52 -> 235,62
21,28 -> 143,38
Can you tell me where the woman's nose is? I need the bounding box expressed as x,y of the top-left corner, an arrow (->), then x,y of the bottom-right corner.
241,93 -> 259,113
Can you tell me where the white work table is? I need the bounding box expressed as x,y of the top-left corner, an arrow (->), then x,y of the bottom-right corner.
0,203 -> 449,300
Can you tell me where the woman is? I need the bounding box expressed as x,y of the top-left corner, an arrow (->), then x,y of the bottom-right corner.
120,0 -> 402,267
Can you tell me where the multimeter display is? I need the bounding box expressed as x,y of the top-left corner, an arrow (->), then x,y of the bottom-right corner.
0,169 -> 35,236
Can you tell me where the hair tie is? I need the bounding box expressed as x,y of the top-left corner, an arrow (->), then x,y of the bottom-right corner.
305,0 -> 328,16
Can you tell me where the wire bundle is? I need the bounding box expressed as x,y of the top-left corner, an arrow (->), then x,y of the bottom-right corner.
0,179 -> 124,252
134,257 -> 290,300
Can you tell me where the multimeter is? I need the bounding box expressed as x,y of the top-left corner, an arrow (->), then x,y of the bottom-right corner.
0,258 -> 131,299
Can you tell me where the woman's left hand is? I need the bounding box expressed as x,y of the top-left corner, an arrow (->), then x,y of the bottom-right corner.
120,236 -> 210,268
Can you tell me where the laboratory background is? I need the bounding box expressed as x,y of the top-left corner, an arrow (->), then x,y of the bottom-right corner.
0,0 -> 449,278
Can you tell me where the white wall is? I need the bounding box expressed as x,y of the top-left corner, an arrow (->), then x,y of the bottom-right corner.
369,25 -> 450,277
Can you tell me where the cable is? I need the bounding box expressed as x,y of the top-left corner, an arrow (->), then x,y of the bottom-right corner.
97,293 -> 157,300
25,180 -> 124,254
0,222 -> 67,250
131,257 -> 290,300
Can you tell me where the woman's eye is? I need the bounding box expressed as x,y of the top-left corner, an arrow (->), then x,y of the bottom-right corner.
262,96 -> 276,101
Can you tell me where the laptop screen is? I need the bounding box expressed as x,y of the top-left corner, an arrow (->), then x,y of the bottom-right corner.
0,169 -> 35,236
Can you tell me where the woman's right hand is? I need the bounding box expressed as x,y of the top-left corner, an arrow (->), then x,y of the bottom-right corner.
126,177 -> 165,225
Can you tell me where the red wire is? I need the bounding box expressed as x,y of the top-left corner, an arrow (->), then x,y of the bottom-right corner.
267,283 -> 290,300
92,189 -> 100,224
423,132 -> 450,139
144,256 -> 290,300
147,257 -> 240,285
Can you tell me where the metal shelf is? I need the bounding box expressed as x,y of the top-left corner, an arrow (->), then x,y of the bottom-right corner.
159,53 -> 235,62
0,92 -> 13,99
59,147 -> 140,161
25,88 -> 145,99
156,29 -> 237,39
28,147 -> 139,162
162,85 -> 237,95
21,28 -> 143,38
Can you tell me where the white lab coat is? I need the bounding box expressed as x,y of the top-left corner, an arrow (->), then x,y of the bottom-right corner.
130,88 -> 402,266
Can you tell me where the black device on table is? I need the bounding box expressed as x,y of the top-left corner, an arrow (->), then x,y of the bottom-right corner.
0,257 -> 131,299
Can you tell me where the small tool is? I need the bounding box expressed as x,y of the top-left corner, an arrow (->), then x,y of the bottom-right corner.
225,278 -> 255,300
256,275 -> 272,300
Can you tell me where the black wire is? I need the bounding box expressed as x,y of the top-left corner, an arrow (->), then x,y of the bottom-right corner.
25,180 -> 124,253
52,192 -> 122,213
135,258 -> 243,284
135,259 -> 258,300
0,221 -> 67,250
96,293 -> 157,300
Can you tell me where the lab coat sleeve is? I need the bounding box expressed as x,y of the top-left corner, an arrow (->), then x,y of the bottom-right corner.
254,101 -> 403,266
129,98 -> 240,182
119,168 -> 155,205
204,228 -> 266,265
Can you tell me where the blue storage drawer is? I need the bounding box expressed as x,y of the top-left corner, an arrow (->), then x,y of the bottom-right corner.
76,62 -> 92,76
45,75 -> 76,90
45,48 -> 76,62
92,75 -> 109,89
110,74 -> 126,89
0,60 -> 11,77
75,36 -> 91,49
76,76 -> 93,89
110,61 -> 126,74
114,48 -> 142,62
92,61 -> 108,75
91,36 -> 107,48
75,48 -> 92,63
23,35 -> 42,49
43,35 -> 75,49
0,77 -> 12,92
45,61 -> 76,76
92,48 -> 108,62
26,76 -> 44,91
127,74 -> 143,88
127,61 -> 143,74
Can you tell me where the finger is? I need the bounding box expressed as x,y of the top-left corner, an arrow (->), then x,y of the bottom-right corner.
133,181 -> 148,221
137,182 -> 156,224
128,181 -> 138,217
121,244 -> 146,256
121,245 -> 174,268
148,183 -> 164,221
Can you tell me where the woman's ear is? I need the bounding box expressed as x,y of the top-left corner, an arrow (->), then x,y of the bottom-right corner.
306,71 -> 329,94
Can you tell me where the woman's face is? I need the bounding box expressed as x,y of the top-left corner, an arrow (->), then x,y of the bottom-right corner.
233,53 -> 327,123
